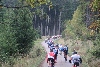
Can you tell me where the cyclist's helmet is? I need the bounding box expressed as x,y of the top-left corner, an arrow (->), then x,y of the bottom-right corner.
73,51 -> 77,54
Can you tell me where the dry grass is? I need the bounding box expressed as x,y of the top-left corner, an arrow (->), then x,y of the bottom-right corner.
13,39 -> 46,67
1,39 -> 46,67
55,38 -> 100,67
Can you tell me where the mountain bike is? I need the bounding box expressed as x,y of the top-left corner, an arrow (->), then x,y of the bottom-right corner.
48,59 -> 55,67
74,62 -> 79,67
50,62 -> 54,67
69,60 -> 80,67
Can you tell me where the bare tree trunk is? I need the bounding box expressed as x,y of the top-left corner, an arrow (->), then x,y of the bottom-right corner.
59,12 -> 62,35
34,15 -> 36,28
47,15 -> 50,36
47,26 -> 48,36
45,26 -> 46,36
41,22 -> 43,36
53,24 -> 55,35
49,28 -> 50,36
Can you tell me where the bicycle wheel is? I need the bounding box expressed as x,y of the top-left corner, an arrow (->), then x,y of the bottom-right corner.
74,62 -> 79,67
74,65 -> 77,67
51,62 -> 54,67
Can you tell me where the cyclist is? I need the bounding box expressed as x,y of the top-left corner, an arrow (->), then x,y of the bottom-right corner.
63,45 -> 68,61
47,49 -> 55,67
59,44 -> 63,55
50,44 -> 55,50
53,45 -> 58,62
47,40 -> 51,48
69,52 -> 82,67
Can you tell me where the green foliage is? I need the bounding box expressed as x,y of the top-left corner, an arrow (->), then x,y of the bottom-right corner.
90,34 -> 100,58
63,5 -> 89,40
91,0 -> 100,11
0,7 -> 36,64
20,0 -> 51,8
91,45 -> 100,58
11,8 -> 35,54
51,0 -> 79,20
63,20 -> 75,39
0,8 -> 17,63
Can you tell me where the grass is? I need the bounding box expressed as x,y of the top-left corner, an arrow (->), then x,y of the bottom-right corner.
13,39 -> 46,67
1,38 -> 46,67
55,38 -> 100,67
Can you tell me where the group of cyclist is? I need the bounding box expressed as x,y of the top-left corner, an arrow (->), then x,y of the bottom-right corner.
45,37 -> 82,67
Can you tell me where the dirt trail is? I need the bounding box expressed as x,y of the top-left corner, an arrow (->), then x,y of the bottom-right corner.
41,41 -> 72,67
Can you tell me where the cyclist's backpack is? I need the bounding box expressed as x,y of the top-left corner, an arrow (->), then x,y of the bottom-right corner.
63,46 -> 68,52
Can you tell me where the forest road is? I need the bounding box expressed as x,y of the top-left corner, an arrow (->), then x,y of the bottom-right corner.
40,41 -> 72,67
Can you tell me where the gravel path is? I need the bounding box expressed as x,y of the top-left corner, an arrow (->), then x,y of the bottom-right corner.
41,41 -> 72,67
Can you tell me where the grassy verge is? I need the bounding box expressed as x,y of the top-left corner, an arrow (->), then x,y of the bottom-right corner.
55,38 -> 95,67
2,38 -> 46,67
14,39 -> 46,67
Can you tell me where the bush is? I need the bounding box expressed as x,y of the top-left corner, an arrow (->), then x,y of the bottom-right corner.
90,37 -> 100,58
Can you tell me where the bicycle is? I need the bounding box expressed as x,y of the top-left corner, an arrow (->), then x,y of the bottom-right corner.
69,60 -> 79,67
73,62 -> 79,67
50,62 -> 55,67
48,61 -> 55,67
47,58 -> 55,67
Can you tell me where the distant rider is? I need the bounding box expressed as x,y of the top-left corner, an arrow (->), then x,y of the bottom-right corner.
63,45 -> 68,61
53,45 -> 58,62
59,44 -> 63,55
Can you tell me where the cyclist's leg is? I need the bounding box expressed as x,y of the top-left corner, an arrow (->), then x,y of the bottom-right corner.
72,63 -> 76,67
65,55 -> 67,61
63,52 -> 66,61
65,51 -> 68,61
54,55 -> 57,63
71,61 -> 75,67
59,50 -> 62,55
47,58 -> 51,67
51,58 -> 55,67
72,63 -> 75,67
64,52 -> 66,58
65,53 -> 68,61
55,54 -> 57,60
59,48 -> 61,55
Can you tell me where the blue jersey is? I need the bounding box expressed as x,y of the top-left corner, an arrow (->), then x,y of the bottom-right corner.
64,46 -> 68,51
53,48 -> 58,55
63,46 -> 68,54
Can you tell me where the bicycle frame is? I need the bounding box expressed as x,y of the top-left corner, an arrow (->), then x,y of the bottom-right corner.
50,61 -> 54,67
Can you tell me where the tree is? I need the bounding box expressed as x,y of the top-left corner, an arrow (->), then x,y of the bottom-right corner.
20,0 -> 51,8
0,0 -> 38,64
0,8 -> 17,63
12,8 -> 36,54
63,4 -> 89,40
